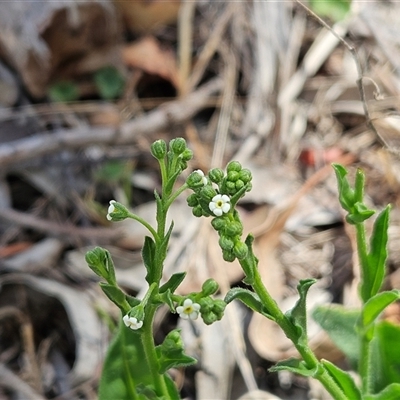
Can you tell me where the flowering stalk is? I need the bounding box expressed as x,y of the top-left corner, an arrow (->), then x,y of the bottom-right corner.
86,138 -> 226,399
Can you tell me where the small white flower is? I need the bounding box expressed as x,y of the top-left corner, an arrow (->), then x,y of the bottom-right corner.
209,194 -> 230,216
176,299 -> 201,320
194,169 -> 208,186
123,315 -> 143,330
106,200 -> 116,221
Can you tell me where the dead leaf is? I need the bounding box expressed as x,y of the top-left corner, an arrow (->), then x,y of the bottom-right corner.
115,0 -> 181,34
122,36 -> 180,88
0,1 -> 120,98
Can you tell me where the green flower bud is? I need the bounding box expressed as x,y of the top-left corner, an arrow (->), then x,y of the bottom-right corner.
85,247 -> 109,279
219,236 -> 234,251
226,181 -> 236,193
233,240 -> 248,260
200,186 -> 217,201
208,168 -> 224,183
239,169 -> 252,183
224,221 -> 243,237
227,171 -> 239,182
106,200 -> 130,222
186,172 -> 204,189
181,148 -> 193,162
201,279 -> 219,296
199,296 -> 214,313
212,299 -> 226,314
192,205 -> 203,218
202,312 -> 218,325
235,180 -> 245,190
170,138 -> 187,155
227,161 -> 242,173
187,193 -> 199,207
222,249 -> 235,262
150,139 -> 167,160
211,217 -> 225,231
246,182 -> 253,192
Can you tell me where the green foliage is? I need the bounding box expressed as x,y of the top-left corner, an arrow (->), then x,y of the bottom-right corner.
360,206 -> 390,303
48,81 -> 79,102
269,358 -> 317,377
155,329 -> 197,374
309,0 -> 351,22
94,66 -> 125,100
313,304 -> 360,368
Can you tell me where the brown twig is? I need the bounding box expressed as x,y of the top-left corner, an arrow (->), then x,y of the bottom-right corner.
0,78 -> 223,169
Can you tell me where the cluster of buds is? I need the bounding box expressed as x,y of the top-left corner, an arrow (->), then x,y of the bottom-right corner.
151,138 -> 193,174
186,161 -> 252,262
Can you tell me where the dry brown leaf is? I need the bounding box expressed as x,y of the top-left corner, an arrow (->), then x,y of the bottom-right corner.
122,36 -> 180,88
115,0 -> 180,34
0,1 -> 120,98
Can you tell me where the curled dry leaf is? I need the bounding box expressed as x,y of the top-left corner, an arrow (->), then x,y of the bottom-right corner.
122,36 -> 180,88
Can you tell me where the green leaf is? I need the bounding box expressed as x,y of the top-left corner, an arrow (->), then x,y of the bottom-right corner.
142,236 -> 157,284
360,290 -> 400,332
49,81 -> 79,102
164,374 -> 180,400
312,304 -> 360,368
269,358 -> 317,377
239,234 -> 258,285
373,321 -> 400,392
156,329 -> 197,374
94,66 -> 125,100
309,0 -> 351,22
159,289 -> 175,312
100,283 -> 130,312
361,206 -> 390,302
364,383 -> 400,400
332,164 -> 355,213
321,359 -> 361,400
285,279 -> 316,344
224,287 -> 274,319
99,321 -> 151,400
159,272 -> 186,294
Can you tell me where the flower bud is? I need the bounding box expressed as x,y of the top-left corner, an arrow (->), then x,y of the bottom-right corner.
233,240 -> 248,260
235,179 -> 245,190
208,168 -> 224,183
219,236 -> 234,251
202,312 -> 218,325
106,200 -> 130,222
239,169 -> 252,183
211,217 -> 225,231
187,193 -> 199,207
150,139 -> 167,160
201,279 -> 219,296
181,148 -> 193,162
226,181 -> 236,193
212,299 -> 226,314
200,186 -> 217,201
227,171 -> 239,182
186,171 -> 204,189
227,161 -> 242,173
222,249 -> 235,262
192,205 -> 203,218
170,138 -> 187,155
224,221 -> 242,237
85,247 -> 108,278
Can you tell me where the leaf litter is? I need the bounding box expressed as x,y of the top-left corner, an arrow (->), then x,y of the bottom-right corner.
1,1 -> 400,399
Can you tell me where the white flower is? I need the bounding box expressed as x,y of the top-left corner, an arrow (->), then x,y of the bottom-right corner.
106,200 -> 116,221
176,299 -> 201,320
194,169 -> 208,186
123,315 -> 143,330
209,194 -> 230,216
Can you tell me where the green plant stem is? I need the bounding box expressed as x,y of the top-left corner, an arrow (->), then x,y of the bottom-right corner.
128,212 -> 159,241
141,304 -> 169,397
251,268 -> 347,400
166,183 -> 189,209
355,222 -> 369,302
359,333 -> 371,395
